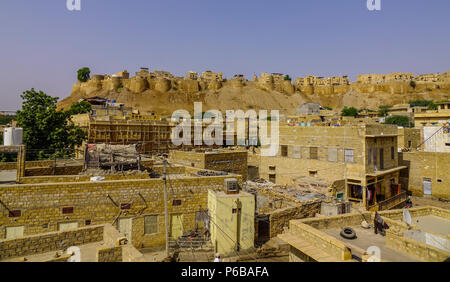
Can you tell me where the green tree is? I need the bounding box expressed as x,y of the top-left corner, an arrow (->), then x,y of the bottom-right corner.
77,67 -> 91,82
16,89 -> 87,160
427,103 -> 438,110
341,106 -> 359,117
0,115 -> 16,125
384,115 -> 413,128
66,101 -> 92,116
378,105 -> 392,117
409,99 -> 431,107
408,99 -> 437,110
284,74 -> 291,81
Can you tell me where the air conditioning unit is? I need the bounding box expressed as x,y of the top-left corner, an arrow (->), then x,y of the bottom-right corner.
224,178 -> 239,194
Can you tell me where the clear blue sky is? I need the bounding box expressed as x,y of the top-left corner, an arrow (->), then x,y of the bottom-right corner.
0,0 -> 449,110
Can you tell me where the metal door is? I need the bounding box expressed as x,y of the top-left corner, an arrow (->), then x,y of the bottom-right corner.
379,148 -> 384,170
118,218 -> 133,243
423,178 -> 432,195
170,214 -> 183,239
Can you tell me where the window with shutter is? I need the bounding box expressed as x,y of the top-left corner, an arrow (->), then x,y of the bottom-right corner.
310,147 -> 318,160
328,148 -> 338,162
344,149 -> 354,163
293,146 -> 301,159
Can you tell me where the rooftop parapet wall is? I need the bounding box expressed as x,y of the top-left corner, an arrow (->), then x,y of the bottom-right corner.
169,149 -> 248,180
386,229 -> 450,262
268,201 -> 321,238
380,206 -> 450,221
0,225 -> 103,260
0,160 -> 56,171
293,212 -> 372,230
288,220 -> 353,261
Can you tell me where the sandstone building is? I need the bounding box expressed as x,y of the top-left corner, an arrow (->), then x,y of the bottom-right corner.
256,123 -> 406,210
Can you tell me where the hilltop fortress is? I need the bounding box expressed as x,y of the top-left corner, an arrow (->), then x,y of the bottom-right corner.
72,67 -> 450,97
62,67 -> 450,115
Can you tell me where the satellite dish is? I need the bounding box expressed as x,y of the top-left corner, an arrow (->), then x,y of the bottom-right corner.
403,209 -> 412,226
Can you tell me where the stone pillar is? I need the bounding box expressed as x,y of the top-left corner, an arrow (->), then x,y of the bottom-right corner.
362,186 -> 367,210
16,145 -> 26,183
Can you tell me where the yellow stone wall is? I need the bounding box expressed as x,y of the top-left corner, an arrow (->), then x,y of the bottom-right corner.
398,128 -> 422,150
399,151 -> 450,198
169,150 -> 248,180
0,225 -> 103,260
0,174 -> 242,249
258,125 -> 399,187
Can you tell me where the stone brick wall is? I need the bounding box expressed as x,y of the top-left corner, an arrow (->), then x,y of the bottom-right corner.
399,151 -> 450,199
386,230 -> 449,262
97,246 -> 123,262
268,201 -> 321,238
0,160 -> 54,171
289,221 -> 352,261
297,212 -> 372,230
101,223 -> 145,262
20,173 -> 152,184
122,245 -> 146,262
379,206 -> 433,221
169,150 -> 248,180
0,174 -> 240,249
24,165 -> 83,177
258,125 -> 400,191
205,152 -> 247,180
0,225 -> 103,260
398,128 -> 421,150
0,162 -> 17,170
380,206 -> 449,222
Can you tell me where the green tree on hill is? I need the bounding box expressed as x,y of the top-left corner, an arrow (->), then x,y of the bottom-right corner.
384,115 -> 413,128
16,89 -> 87,160
341,106 -> 359,117
66,101 -> 92,116
284,74 -> 292,81
77,67 -> 91,82
408,99 -> 437,110
378,105 -> 392,117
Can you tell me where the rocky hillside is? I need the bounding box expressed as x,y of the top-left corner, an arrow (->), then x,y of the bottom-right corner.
58,81 -> 450,116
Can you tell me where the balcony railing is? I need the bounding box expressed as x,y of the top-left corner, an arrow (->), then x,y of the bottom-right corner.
377,191 -> 407,211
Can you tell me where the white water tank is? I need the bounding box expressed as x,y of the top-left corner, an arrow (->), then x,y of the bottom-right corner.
3,127 -> 23,146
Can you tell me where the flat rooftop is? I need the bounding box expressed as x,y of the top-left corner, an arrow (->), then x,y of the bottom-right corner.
412,215 -> 450,237
0,170 -> 16,184
323,226 -> 422,262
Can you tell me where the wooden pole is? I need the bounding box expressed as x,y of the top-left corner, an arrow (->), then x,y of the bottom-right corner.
163,159 -> 170,258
